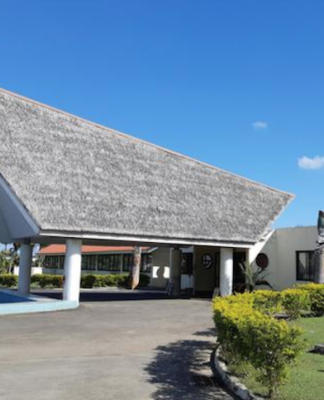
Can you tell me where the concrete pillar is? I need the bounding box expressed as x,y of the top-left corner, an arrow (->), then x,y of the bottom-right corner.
170,248 -> 182,296
63,239 -> 82,303
18,243 -> 33,296
246,248 -> 253,266
220,247 -> 233,297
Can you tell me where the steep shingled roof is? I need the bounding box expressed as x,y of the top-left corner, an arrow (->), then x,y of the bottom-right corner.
0,88 -> 293,245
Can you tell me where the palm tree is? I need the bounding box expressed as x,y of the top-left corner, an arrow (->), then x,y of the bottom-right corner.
130,246 -> 141,290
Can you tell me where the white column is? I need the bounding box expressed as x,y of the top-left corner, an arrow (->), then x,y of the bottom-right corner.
18,243 -> 33,296
63,239 -> 82,303
246,248 -> 253,266
170,248 -> 182,296
220,247 -> 233,297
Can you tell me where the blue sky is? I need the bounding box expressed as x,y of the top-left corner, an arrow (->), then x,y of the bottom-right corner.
0,0 -> 323,228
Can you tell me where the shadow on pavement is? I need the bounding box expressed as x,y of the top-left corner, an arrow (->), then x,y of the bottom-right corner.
193,328 -> 216,337
145,339 -> 234,400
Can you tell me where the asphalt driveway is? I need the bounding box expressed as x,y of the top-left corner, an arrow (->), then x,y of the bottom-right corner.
0,292 -> 234,400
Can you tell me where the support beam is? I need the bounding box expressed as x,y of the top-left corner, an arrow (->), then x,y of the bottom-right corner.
220,247 -> 233,297
170,248 -> 182,296
18,243 -> 33,296
63,239 -> 82,303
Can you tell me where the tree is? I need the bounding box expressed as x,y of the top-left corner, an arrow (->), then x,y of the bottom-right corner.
0,250 -> 10,274
130,246 -> 141,290
8,243 -> 21,274
238,262 -> 273,293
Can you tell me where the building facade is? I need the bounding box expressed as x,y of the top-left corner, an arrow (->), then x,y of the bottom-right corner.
38,226 -> 318,295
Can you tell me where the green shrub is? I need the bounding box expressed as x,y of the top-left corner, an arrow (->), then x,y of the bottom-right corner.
280,288 -> 310,319
79,273 -> 150,289
213,294 -> 306,398
0,274 -> 18,288
297,283 -> 324,316
252,290 -> 282,315
80,274 -> 97,288
31,274 -> 63,288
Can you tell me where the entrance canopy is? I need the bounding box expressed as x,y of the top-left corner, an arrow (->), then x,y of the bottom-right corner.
0,88 -> 293,247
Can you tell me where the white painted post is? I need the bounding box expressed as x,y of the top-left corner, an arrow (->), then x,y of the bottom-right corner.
170,248 -> 182,296
63,239 -> 82,303
220,247 -> 233,297
18,243 -> 33,296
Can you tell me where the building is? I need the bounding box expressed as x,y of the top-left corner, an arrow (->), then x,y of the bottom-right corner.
38,225 -> 318,294
255,226 -> 317,290
0,87 -> 293,309
38,244 -> 194,290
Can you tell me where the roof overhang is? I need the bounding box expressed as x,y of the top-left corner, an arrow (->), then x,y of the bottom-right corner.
35,230 -> 254,248
0,175 -> 39,243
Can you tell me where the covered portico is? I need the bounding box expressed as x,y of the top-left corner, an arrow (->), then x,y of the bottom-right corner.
0,87 -> 293,309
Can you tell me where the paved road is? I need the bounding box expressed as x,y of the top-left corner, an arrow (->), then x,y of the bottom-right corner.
0,294 -> 234,400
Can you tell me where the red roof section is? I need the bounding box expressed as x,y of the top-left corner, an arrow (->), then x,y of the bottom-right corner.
40,244 -> 150,255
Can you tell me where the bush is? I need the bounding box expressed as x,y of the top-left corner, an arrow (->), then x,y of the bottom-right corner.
31,274 -> 63,288
80,273 -> 150,289
297,283 -> 324,316
0,274 -> 18,288
213,294 -> 306,398
80,274 -> 97,288
280,288 -> 310,319
252,290 -> 282,315
0,272 -> 151,290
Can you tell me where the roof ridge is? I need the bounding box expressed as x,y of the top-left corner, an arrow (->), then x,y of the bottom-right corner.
0,86 -> 294,197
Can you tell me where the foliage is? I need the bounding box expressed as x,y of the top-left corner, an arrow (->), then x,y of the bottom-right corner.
213,294 -> 306,398
229,317 -> 324,400
80,274 -> 97,288
0,272 -> 150,290
0,274 -> 18,287
81,273 -> 150,288
280,289 -> 311,319
238,262 -> 273,293
0,251 -> 10,274
252,290 -> 282,315
31,274 -> 63,288
296,283 -> 324,316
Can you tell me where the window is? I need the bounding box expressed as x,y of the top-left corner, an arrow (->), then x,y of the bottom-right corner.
141,254 -> 152,273
98,254 -> 121,271
296,251 -> 315,281
43,255 -> 64,269
81,255 -> 97,271
123,254 -> 133,272
122,253 -> 153,273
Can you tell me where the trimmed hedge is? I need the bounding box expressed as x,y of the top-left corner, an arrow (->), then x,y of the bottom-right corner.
213,294 -> 306,398
280,288 -> 310,319
297,283 -> 324,316
251,289 -> 311,319
81,273 -> 150,289
0,273 -> 150,289
31,274 -> 64,288
0,274 -> 18,288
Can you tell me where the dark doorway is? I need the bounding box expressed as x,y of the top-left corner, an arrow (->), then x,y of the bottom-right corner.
233,252 -> 246,292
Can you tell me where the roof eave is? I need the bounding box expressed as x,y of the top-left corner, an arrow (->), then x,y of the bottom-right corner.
36,229 -> 256,248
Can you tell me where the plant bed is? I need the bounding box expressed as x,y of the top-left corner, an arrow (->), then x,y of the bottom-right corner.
225,317 -> 324,400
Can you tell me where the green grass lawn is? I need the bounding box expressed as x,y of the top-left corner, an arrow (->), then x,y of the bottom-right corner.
228,317 -> 324,400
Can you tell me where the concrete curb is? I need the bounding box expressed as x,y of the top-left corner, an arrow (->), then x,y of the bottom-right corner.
211,346 -> 265,400
0,289 -> 78,315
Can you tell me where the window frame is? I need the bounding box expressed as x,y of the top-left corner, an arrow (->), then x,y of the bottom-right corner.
296,250 -> 315,282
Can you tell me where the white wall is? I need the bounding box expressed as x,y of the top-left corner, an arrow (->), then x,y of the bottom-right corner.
13,266 -> 42,276
261,226 -> 317,290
